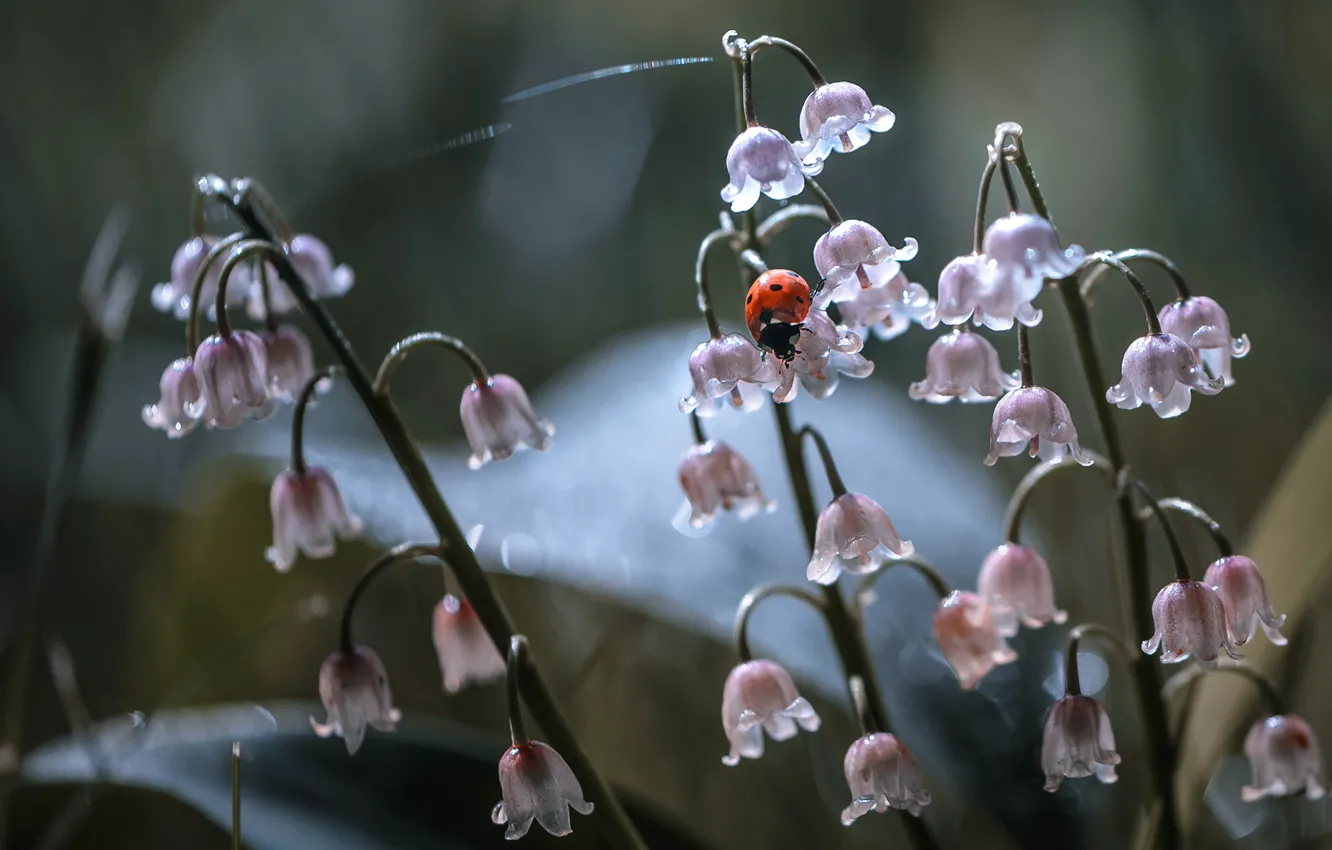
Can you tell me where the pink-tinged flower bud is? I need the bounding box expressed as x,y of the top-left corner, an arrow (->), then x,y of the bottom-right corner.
262,325 -> 317,403
492,741 -> 594,839
432,594 -> 504,694
675,440 -> 775,532
835,271 -> 938,342
909,329 -> 1019,404
770,311 -> 872,404
1041,695 -> 1120,792
679,334 -> 768,414
1242,715 -> 1328,802
812,219 -> 918,299
720,659 -> 821,765
978,543 -> 1067,637
840,733 -> 931,823
981,214 -> 1085,325
142,357 -> 206,437
935,254 -> 991,327
933,591 -> 1017,690
152,236 -> 250,320
1158,296 -> 1249,387
310,646 -> 400,755
1141,580 -> 1242,668
460,374 -> 554,470
793,82 -> 896,166
194,330 -> 276,428
1203,555 -> 1287,647
808,493 -> 913,585
985,386 -> 1091,466
721,126 -> 820,213
265,467 -> 363,572
1106,333 -> 1223,418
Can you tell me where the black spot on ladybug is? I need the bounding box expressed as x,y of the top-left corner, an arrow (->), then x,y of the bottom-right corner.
769,283 -> 784,291
746,293 -> 753,303
795,295 -> 804,303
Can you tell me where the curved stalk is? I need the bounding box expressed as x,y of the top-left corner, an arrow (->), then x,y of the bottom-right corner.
1076,253 -> 1163,335
1137,497 -> 1234,558
291,367 -> 338,475
1162,665 -> 1285,717
853,554 -> 952,606
695,228 -> 738,339
1001,452 -> 1114,544
756,205 -> 828,244
340,543 -> 443,654
506,635 -> 530,745
1081,249 -> 1192,304
747,35 -> 828,87
214,240 -> 283,339
1064,623 -> 1137,696
849,675 -> 876,736
185,232 -> 249,353
973,154 -> 998,253
732,584 -> 826,662
374,332 -> 491,395
803,178 -> 843,226
797,425 -> 848,497
1124,478 -> 1194,583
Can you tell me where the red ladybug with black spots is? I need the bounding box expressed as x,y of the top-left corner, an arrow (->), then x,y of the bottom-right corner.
745,269 -> 818,362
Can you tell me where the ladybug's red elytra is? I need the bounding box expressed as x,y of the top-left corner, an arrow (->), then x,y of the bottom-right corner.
745,269 -> 820,361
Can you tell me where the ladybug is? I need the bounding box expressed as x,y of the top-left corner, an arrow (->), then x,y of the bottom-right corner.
745,269 -> 816,361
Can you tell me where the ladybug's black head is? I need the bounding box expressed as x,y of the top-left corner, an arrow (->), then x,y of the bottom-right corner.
756,321 -> 803,363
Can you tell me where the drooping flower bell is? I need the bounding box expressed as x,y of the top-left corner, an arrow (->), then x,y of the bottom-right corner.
492,740 -> 594,839
839,733 -> 931,824
432,594 -> 505,694
1041,695 -> 1121,792
981,213 -> 1085,329
721,126 -> 820,213
934,254 -> 992,328
1158,295 -> 1249,387
720,659 -> 821,765
248,233 -> 357,320
460,374 -> 554,469
194,330 -> 276,428
909,329 -> 1020,404
675,440 -> 775,532
142,357 -> 206,437
812,219 -> 918,300
933,591 -> 1017,690
807,492 -> 913,585
1141,580 -> 1242,668
265,467 -> 364,572
835,270 -> 937,342
679,333 -> 771,415
1242,715 -> 1329,802
1106,333 -> 1224,418
977,543 -> 1067,637
984,386 -> 1091,466
770,311 -> 872,404
793,82 -> 896,166
311,646 -> 400,755
262,324 -> 318,403
1203,555 -> 1287,648
152,235 -> 250,320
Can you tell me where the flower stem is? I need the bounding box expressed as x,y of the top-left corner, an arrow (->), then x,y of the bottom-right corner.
1017,325 -> 1034,388
1065,623 -> 1137,697
1077,253 -> 1162,335
695,228 -> 738,339
735,36 -> 757,127
973,154 -> 998,254
1005,134 -> 1179,850
340,543 -> 443,654
689,411 -> 707,446
256,259 -> 279,332
206,180 -> 648,850
373,331 -> 491,395
797,425 -> 848,497
848,675 -> 876,736
755,205 -> 828,244
852,554 -> 952,604
732,583 -> 826,663
748,35 -> 828,87
291,367 -> 337,475
997,157 -> 1021,212
1137,497 -> 1234,558
1001,452 -> 1114,544
1080,249 -> 1192,303
506,635 -> 530,746
1124,478 -> 1193,583
185,232 -> 248,353
1163,665 -> 1285,717
214,240 -> 283,340
803,177 -> 843,226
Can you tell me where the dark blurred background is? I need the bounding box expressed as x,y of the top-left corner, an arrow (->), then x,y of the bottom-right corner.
2,0 -> 1332,848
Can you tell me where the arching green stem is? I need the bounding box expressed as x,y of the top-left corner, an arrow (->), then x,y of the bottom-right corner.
507,635 -> 531,745
374,332 -> 491,396
1137,497 -> 1234,558
1081,249 -> 1192,303
747,34 -> 828,87
1002,452 -> 1114,544
341,543 -> 443,654
1076,253 -> 1163,335
1064,623 -> 1136,696
1124,477 -> 1194,583
803,177 -> 843,226
797,425 -> 848,497
853,555 -> 952,607
695,228 -> 738,339
291,367 -> 338,475
732,584 -> 825,663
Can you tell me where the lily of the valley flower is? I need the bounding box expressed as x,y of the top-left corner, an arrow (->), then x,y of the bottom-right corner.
984,386 -> 1091,466
981,213 -> 1084,329
1106,333 -> 1223,418
1203,555 -> 1287,647
933,591 -> 1017,690
142,357 -> 206,437
807,492 -> 913,585
812,219 -> 918,301
152,235 -> 249,320
720,659 -> 821,765
721,126 -> 821,213
433,594 -> 505,694
262,324 -> 318,403
194,330 -> 276,428
679,333 -> 769,415
249,234 -> 356,320
840,733 -> 931,824
909,329 -> 1019,404
1158,295 -> 1249,387
311,646 -> 400,754
675,440 -> 775,532
265,467 -> 363,572
770,311 -> 872,403
1041,695 -> 1121,792
835,271 -> 937,342
977,543 -> 1067,637
1242,715 -> 1329,802
934,254 -> 992,328
492,741 -> 594,839
1141,579 -> 1242,668
460,374 -> 554,469
794,82 -> 895,166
